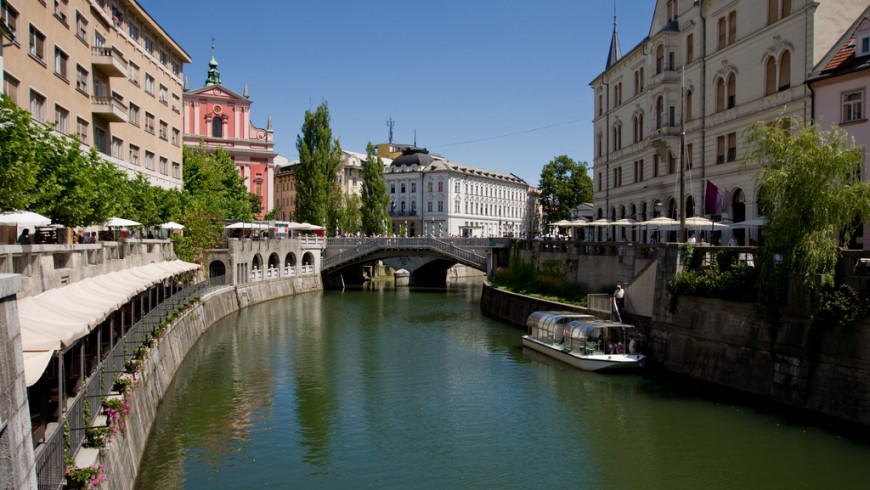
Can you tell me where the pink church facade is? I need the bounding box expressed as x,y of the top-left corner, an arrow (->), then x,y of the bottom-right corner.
182,53 -> 276,218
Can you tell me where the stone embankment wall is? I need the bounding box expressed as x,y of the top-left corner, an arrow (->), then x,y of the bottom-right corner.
480,283 -> 870,427
102,275 -> 322,490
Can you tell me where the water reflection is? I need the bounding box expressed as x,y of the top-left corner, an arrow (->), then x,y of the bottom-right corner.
136,283 -> 870,490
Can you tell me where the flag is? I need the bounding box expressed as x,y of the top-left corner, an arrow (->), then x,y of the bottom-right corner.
705,180 -> 730,215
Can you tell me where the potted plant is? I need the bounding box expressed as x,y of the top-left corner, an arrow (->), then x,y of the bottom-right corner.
65,464 -> 106,489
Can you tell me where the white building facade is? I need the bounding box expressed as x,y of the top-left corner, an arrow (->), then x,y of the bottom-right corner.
384,148 -> 530,238
591,0 -> 868,244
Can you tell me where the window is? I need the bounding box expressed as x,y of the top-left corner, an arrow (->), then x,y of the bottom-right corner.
171,60 -> 180,76
656,44 -> 665,74
668,153 -> 676,174
29,25 -> 46,62
145,74 -> 154,94
613,167 -> 622,188
54,0 -> 68,23
171,93 -> 180,112
76,117 -> 88,143
390,183 -> 395,194
29,90 -> 46,122
111,136 -> 123,159
412,182 -> 417,193
634,159 -> 644,183
656,96 -> 664,129
212,118 -> 222,137
129,144 -> 140,166
633,114 -> 643,143
94,31 -> 104,48
428,181 -> 433,192
843,90 -> 864,123
597,172 -> 602,191
727,132 -> 737,161
128,103 -> 139,126
716,78 -> 725,112
128,21 -> 139,42
54,47 -> 68,80
129,61 -> 139,85
454,182 -> 460,193
686,144 -> 693,169
716,135 -> 725,164
172,128 -> 180,146
172,162 -> 180,179
685,90 -> 693,122
54,105 -> 68,134
4,73 -> 20,106
1,3 -> 18,38
159,50 -> 167,66
159,120 -> 167,140
159,157 -> 168,175
779,51 -> 791,91
427,201 -> 432,212
768,0 -> 791,25
727,73 -> 736,109
145,112 -> 154,134
94,127 -> 107,154
686,33 -> 694,64
75,64 -> 88,93
765,57 -> 777,96
438,201 -> 444,212
159,84 -> 167,103
400,182 -> 406,193
144,36 -> 153,54
438,181 -> 443,192
455,200 -> 460,212
728,11 -> 737,45
145,151 -> 154,170
862,36 -> 870,56
614,82 -> 622,106
75,11 -> 87,42
612,123 -> 622,150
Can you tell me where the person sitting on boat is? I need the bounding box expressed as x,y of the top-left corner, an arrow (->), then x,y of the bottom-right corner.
629,337 -> 638,355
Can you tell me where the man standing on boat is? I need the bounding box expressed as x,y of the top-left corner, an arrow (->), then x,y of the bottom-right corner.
613,284 -> 625,322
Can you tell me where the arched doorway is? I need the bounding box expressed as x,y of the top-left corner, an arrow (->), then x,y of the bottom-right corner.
731,188 -> 746,245
208,260 -> 226,285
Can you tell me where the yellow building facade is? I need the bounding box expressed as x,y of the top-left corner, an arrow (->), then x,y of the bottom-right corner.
2,0 -> 189,189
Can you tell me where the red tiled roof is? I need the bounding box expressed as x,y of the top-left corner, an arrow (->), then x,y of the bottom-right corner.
824,34 -> 856,72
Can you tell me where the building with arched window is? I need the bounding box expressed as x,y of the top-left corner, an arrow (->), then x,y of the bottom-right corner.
590,0 -> 868,244
182,47 -> 276,218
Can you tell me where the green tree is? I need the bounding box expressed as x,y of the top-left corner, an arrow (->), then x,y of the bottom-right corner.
538,155 -> 593,223
340,194 -> 362,236
295,101 -> 342,233
183,145 -> 253,221
360,142 -> 390,235
745,117 -> 870,310
0,94 -> 41,211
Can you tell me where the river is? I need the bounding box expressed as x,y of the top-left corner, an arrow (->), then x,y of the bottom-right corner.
135,282 -> 870,489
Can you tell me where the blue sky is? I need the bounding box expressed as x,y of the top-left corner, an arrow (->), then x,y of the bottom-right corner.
142,0 -> 654,185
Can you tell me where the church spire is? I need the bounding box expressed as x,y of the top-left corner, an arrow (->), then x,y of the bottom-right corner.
605,7 -> 622,70
205,38 -> 221,86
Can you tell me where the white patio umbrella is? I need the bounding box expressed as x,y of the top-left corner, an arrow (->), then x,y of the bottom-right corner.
105,217 -> 141,227
0,210 -> 51,226
159,221 -> 184,230
731,218 -> 766,227
569,218 -> 589,227
639,216 -> 678,227
682,216 -> 729,229
587,218 -> 613,227
551,219 -> 573,227
225,222 -> 269,230
612,218 -> 638,226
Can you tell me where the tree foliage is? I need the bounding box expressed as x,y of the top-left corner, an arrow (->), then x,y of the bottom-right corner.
538,155 -> 593,223
0,94 -> 41,211
182,145 -> 253,221
295,101 -> 342,232
745,118 -> 870,302
360,142 -> 391,235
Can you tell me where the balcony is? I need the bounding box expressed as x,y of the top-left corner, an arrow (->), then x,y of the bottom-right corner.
91,95 -> 128,122
91,46 -> 127,77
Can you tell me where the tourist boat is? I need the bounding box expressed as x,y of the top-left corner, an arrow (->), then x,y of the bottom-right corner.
522,311 -> 646,372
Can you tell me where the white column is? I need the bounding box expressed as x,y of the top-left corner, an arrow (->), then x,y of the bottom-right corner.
234,106 -> 241,138
266,164 -> 275,213
193,102 -> 200,134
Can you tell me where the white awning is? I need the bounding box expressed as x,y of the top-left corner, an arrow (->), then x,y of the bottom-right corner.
19,260 -> 200,386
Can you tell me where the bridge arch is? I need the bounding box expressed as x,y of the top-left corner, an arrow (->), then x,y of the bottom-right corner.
268,252 -> 280,270
302,251 -> 316,267
252,253 -> 263,271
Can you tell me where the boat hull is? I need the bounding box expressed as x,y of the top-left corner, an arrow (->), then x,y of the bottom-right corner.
521,335 -> 646,372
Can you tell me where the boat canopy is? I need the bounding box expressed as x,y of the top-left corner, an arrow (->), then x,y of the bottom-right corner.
526,311 -> 597,341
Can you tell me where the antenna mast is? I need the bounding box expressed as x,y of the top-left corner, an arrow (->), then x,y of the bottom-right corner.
386,118 -> 395,144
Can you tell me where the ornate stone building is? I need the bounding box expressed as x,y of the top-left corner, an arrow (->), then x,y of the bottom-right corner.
590,0 -> 868,244
183,48 -> 276,218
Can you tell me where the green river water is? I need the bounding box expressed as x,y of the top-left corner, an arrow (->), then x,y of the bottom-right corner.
134,282 -> 870,489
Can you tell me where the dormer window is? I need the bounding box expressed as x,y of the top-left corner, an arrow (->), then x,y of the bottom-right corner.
861,36 -> 870,56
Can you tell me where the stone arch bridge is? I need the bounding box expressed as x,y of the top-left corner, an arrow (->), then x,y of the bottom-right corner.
323,237 -> 497,286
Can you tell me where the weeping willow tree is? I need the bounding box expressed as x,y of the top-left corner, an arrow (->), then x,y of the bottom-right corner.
745,117 -> 870,327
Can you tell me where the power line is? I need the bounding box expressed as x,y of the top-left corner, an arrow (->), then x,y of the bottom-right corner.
430,118 -> 589,149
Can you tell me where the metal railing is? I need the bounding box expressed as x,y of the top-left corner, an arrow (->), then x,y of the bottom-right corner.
322,237 -> 487,271
34,275 -> 227,488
